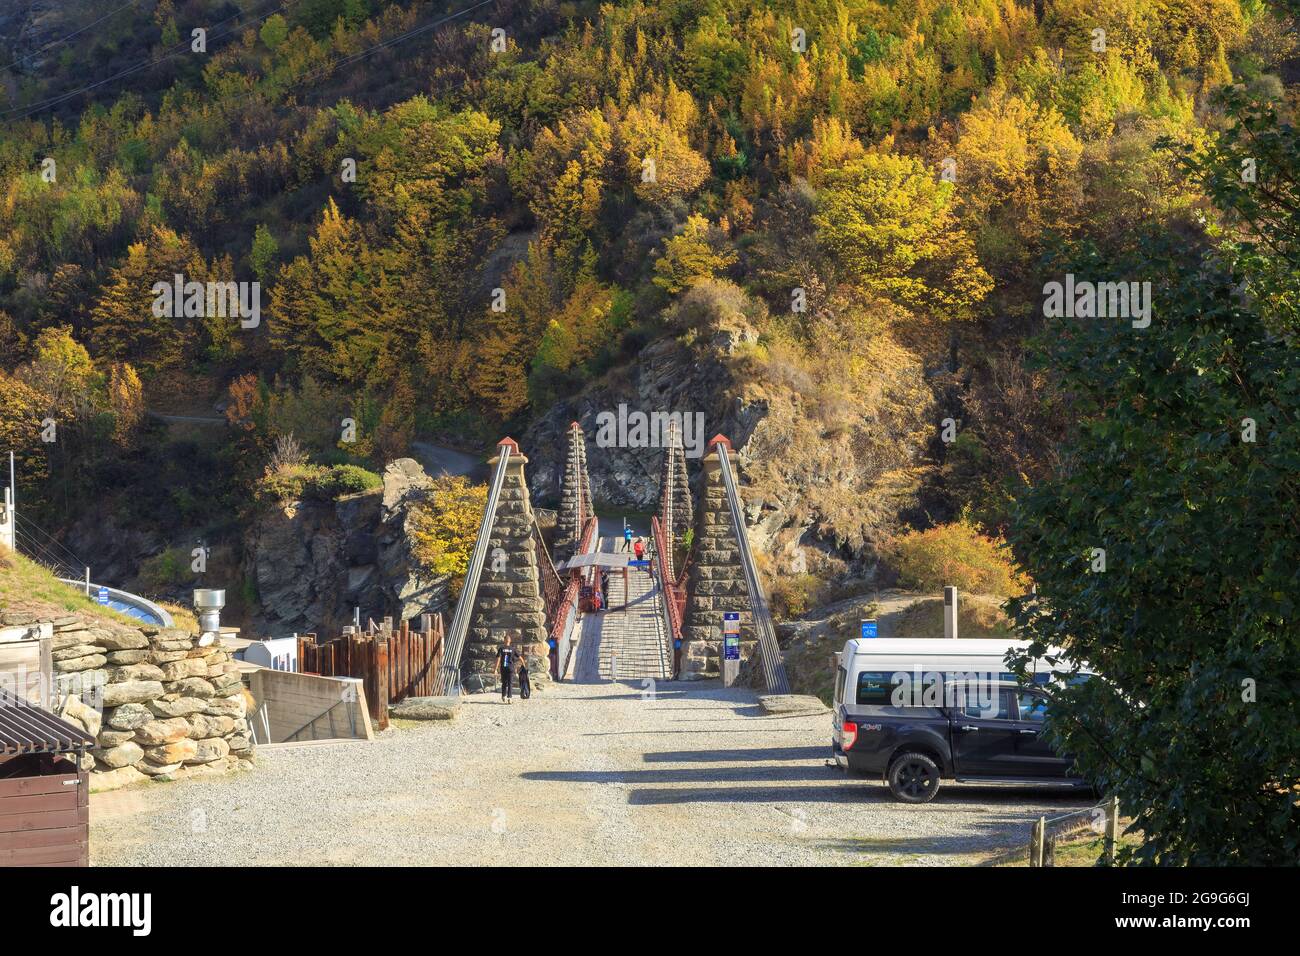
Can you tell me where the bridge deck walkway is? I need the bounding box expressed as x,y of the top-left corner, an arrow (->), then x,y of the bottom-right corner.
569,537 -> 671,683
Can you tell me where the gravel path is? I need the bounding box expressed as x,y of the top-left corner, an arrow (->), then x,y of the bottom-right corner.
90,680 -> 1089,866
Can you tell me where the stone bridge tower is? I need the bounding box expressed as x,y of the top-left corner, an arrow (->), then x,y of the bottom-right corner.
680,435 -> 755,681
461,439 -> 550,693
554,422 -> 591,564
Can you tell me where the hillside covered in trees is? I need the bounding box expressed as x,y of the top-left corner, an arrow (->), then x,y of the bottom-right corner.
0,0 -> 1295,610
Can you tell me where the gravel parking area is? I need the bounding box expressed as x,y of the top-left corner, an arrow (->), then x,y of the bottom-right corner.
91,681 -> 1090,866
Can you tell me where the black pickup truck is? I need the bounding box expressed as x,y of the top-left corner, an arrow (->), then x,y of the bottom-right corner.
833,678 -> 1091,802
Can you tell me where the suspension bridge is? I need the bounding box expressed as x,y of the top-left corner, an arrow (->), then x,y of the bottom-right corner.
435,424 -> 790,695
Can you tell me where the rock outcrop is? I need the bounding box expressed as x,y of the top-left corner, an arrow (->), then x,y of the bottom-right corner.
245,459 -> 451,634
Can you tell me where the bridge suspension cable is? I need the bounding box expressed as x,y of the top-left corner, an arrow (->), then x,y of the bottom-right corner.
435,441 -> 513,695
714,443 -> 790,694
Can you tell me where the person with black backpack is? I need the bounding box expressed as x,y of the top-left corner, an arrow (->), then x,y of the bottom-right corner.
497,633 -> 517,704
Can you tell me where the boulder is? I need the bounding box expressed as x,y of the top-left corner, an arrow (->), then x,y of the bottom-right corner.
110,663 -> 166,683
102,680 -> 164,707
135,760 -> 183,777
144,739 -> 198,765
97,627 -> 150,651
106,649 -> 150,665
187,737 -> 230,764
89,765 -> 148,792
54,653 -> 107,672
204,693 -> 248,719
106,702 -> 153,730
96,729 -> 136,748
160,658 -> 209,681
389,696 -> 461,720
60,694 -> 103,737
134,717 -> 192,746
95,741 -> 144,769
149,649 -> 191,664
147,696 -> 208,718
209,672 -> 243,695
152,639 -> 193,652
51,642 -> 105,661
165,677 -> 216,698
186,714 -> 235,739
227,735 -> 251,752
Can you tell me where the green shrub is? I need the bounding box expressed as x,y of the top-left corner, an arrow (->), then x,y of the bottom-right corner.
255,463 -> 381,502
138,547 -> 193,589
769,572 -> 827,619
319,464 -> 382,496
883,515 -> 1027,598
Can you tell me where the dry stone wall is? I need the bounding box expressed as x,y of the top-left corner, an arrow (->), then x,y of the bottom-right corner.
20,611 -> 256,791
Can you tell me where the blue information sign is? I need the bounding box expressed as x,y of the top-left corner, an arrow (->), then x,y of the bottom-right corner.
860,619 -> 878,639
97,586 -> 109,606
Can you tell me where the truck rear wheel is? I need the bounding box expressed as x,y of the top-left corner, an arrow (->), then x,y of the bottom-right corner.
888,752 -> 941,803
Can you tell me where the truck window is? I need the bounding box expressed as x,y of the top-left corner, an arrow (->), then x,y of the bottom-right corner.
961,688 -> 1014,720
1017,691 -> 1049,721
835,666 -> 847,704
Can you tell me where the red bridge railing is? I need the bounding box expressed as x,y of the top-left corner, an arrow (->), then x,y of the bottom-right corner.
651,515 -> 684,678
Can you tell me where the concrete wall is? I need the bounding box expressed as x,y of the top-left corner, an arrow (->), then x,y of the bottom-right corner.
249,669 -> 373,743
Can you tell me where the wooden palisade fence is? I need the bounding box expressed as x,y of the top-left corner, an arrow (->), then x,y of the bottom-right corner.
298,614 -> 444,732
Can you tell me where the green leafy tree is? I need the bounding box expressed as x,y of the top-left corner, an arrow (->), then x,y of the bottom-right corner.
815,152 -> 991,314
1005,230 -> 1300,864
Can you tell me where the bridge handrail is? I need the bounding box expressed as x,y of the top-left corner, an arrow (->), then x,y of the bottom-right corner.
715,443 -> 790,694
552,515 -> 600,679
435,441 -> 513,694
651,515 -> 683,678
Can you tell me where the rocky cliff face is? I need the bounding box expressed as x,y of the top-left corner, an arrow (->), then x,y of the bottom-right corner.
524,316 -> 935,578
244,459 -> 450,635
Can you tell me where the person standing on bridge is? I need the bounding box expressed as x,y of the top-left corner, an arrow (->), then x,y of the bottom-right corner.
623,523 -> 633,553
633,536 -> 646,566
497,634 -> 517,704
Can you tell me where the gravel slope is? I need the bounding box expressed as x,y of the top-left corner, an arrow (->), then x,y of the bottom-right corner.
90,681 -> 1089,866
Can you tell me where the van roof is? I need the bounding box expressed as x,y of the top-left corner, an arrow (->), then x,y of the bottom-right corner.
842,638 -> 1037,656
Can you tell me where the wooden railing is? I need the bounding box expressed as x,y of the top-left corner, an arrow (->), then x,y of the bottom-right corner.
298,614 -> 444,732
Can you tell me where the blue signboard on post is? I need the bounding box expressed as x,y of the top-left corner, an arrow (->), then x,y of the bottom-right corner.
723,612 -> 741,660
97,586 -> 109,606
860,619 -> 878,639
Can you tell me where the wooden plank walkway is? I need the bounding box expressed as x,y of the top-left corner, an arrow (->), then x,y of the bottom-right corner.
570,537 -> 672,682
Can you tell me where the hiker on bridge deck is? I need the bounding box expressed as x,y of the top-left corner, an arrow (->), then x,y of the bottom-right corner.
497,633 -> 517,704
623,524 -> 633,552
633,536 -> 646,565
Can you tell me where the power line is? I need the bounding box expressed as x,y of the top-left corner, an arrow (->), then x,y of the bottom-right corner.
0,1 -> 142,73
13,511 -> 86,572
1,1 -> 291,122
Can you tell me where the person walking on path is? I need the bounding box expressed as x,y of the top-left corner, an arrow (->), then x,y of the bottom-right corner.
623,524 -> 633,553
497,633 -> 517,703
518,653 -> 532,700
633,536 -> 646,566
